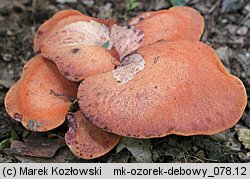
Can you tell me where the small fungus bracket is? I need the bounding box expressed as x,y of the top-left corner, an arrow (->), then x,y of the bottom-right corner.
64,111 -> 120,159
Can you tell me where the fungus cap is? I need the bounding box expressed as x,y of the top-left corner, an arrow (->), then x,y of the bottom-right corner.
34,9 -> 116,52
42,46 -> 117,82
4,55 -> 78,132
129,6 -> 204,46
65,111 -> 120,159
41,20 -> 118,81
77,41 -> 247,138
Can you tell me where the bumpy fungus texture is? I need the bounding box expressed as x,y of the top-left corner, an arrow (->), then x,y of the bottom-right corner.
129,6 -> 204,46
65,112 -> 120,159
77,41 -> 247,138
5,55 -> 78,132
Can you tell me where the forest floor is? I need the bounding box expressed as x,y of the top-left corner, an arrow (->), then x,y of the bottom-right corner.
0,0 -> 250,163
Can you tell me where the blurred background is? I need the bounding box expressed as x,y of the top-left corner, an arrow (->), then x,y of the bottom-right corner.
0,0 -> 250,163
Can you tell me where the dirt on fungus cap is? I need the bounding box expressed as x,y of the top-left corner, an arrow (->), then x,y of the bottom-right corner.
4,55 -> 78,132
77,41 -> 247,138
34,9 -> 116,52
65,111 -> 120,159
129,6 -> 204,46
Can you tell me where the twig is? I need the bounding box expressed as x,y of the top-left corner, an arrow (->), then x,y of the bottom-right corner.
208,0 -> 221,14
209,40 -> 249,47
183,147 -> 205,163
241,12 -> 250,24
49,90 -> 76,102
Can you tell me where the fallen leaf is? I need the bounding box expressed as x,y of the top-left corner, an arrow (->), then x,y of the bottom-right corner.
221,0 -> 246,13
236,125 -> 250,150
116,137 -> 152,163
0,129 -> 19,150
0,79 -> 15,89
170,0 -> 186,6
211,130 -> 241,151
215,46 -> 231,71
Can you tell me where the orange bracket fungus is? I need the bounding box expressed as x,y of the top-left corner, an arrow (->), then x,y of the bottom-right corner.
65,111 -> 120,159
4,6 -> 247,159
77,41 -> 247,138
129,6 -> 204,46
34,9 -> 116,52
5,55 -> 78,132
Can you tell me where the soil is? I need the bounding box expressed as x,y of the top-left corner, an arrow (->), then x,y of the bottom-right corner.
0,0 -> 250,163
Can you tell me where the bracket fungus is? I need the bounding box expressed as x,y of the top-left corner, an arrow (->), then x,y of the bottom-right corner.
129,6 -> 204,46
4,6 -> 247,159
34,9 -> 116,52
5,55 -> 78,132
77,41 -> 247,138
65,112 -> 120,159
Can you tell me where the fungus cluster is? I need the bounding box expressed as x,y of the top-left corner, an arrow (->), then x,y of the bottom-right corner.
5,6 -> 247,159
